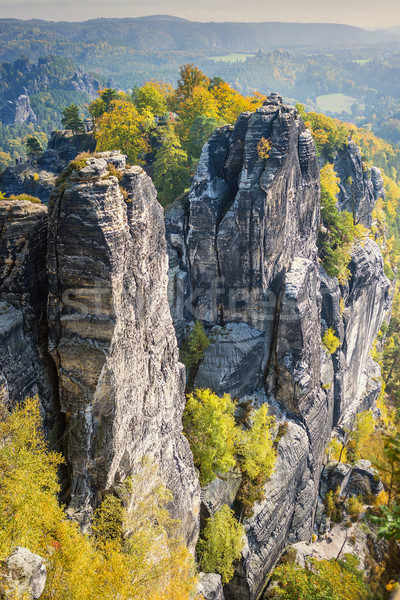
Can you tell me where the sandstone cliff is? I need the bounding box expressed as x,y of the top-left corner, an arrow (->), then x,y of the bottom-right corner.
166,95 -> 390,599
0,199 -> 56,428
47,152 -> 199,544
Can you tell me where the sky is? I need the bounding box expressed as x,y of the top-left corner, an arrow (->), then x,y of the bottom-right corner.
0,0 -> 399,28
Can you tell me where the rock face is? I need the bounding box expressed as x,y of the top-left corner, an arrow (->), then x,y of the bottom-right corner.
166,95 -> 389,599
0,94 -> 37,125
0,199 -> 56,426
70,69 -> 102,98
0,131 -> 96,204
0,165 -> 57,204
0,547 -> 47,600
47,152 -> 199,545
334,141 -> 385,227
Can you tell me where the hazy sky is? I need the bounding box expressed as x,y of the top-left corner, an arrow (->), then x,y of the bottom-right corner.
0,0 -> 399,28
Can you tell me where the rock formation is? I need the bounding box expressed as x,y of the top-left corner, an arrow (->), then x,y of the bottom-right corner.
166,95 -> 390,599
0,94 -> 37,126
334,140 -> 385,227
47,151 -> 199,544
0,199 -> 56,428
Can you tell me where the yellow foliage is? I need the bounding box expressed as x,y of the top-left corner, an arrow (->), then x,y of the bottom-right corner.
326,437 -> 347,462
322,327 -> 340,354
0,398 -> 197,600
257,137 -> 272,160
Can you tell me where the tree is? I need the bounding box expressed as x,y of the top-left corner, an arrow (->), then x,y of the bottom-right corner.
268,555 -> 372,600
89,88 -> 120,120
153,121 -> 191,206
197,504 -> 245,584
187,114 -> 220,159
172,64 -> 209,109
94,99 -> 152,165
26,136 -> 43,155
236,404 -> 276,481
179,320 -> 210,384
0,397 -> 197,600
61,104 -> 84,136
183,389 -> 238,486
132,81 -> 170,115
322,326 -> 340,354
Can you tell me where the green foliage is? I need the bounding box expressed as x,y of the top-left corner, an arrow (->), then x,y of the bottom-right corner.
318,163 -> 361,283
26,136 -> 43,155
186,114 -> 220,158
180,320 -> 210,385
236,404 -> 276,481
7,193 -> 41,204
322,326 -> 340,354
132,81 -> 169,115
347,496 -> 363,521
268,555 -> 372,600
197,504 -> 245,584
324,488 -> 342,523
62,104 -> 85,135
153,121 -> 191,206
183,389 -> 237,486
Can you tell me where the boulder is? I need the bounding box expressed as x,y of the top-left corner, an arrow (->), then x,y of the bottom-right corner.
0,547 -> 46,599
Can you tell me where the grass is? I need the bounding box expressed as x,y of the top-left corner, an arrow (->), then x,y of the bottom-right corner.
207,53 -> 255,62
316,93 -> 365,115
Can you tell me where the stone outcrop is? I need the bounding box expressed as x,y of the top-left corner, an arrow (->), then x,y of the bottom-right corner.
0,130 -> 96,204
0,547 -> 47,599
334,140 -> 385,227
70,69 -> 102,99
166,95 -> 389,599
0,199 -> 56,426
197,573 -> 225,600
47,152 -> 199,545
0,165 -> 57,204
0,94 -> 37,125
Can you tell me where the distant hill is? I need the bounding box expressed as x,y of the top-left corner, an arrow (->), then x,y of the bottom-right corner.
0,15 -> 395,55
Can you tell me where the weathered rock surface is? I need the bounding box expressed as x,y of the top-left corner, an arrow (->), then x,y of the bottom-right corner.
70,69 -> 102,98
166,96 -> 390,599
0,547 -> 47,599
47,153 -> 200,545
201,468 -> 242,524
0,165 -> 57,204
334,141 -> 385,227
195,323 -> 265,398
0,94 -> 37,125
0,199 -> 55,424
197,573 -> 225,600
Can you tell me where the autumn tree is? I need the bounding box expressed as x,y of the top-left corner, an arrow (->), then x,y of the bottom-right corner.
197,504 -> 245,584
132,81 -> 171,115
268,555 -> 372,600
183,389 -> 238,486
94,98 -> 153,164
172,64 -> 209,109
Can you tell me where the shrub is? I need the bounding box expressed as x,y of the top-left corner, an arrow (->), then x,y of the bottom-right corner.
197,504 -> 245,584
236,404 -> 276,481
7,193 -> 41,204
257,137 -> 272,160
268,555 -> 372,600
322,326 -> 340,354
180,320 -> 210,386
107,163 -> 123,180
183,389 -> 237,485
347,496 -> 364,521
